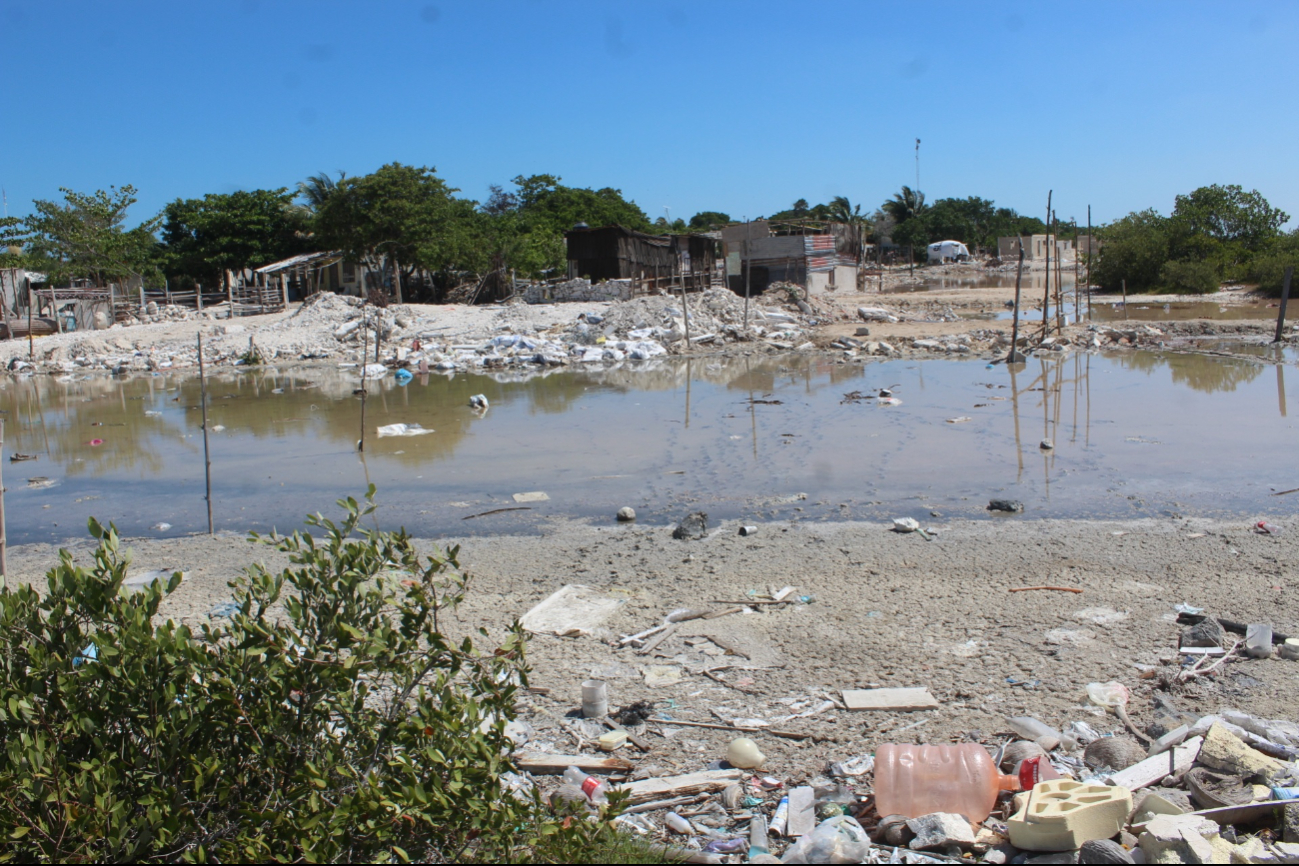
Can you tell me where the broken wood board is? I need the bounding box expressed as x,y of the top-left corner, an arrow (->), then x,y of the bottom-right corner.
519,584 -> 626,637
787,786 -> 816,837
1106,735 -> 1202,790
842,687 -> 939,711
1192,798 -> 1299,826
515,752 -> 635,775
617,769 -> 745,805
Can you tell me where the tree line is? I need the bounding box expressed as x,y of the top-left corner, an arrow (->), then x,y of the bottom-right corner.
0,166 -> 1294,301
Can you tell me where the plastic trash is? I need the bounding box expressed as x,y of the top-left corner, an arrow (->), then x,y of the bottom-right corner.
892,517 -> 920,533
748,815 -> 769,859
1174,602 -> 1205,616
1018,755 -> 1063,789
769,795 -> 791,835
1245,624 -> 1274,658
780,815 -> 873,865
1061,721 -> 1103,751
1256,521 -> 1282,536
469,393 -> 489,410
558,766 -> 608,806
874,743 -> 1020,821
1007,716 -> 1063,751
828,754 -> 875,777
393,368 -> 413,384
727,737 -> 766,769
580,680 -> 608,718
376,423 -> 434,438
702,838 -> 745,854
1085,681 -> 1130,710
664,812 -> 694,835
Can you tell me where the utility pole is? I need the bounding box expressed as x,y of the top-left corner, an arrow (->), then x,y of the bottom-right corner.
915,138 -> 921,191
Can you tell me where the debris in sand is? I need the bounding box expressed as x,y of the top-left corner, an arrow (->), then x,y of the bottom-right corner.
518,584 -> 625,637
841,687 -> 939,712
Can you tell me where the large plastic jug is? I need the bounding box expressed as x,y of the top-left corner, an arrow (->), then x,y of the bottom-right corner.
874,744 -> 1019,821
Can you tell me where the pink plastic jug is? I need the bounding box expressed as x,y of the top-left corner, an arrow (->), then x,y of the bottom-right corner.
874,743 -> 1019,822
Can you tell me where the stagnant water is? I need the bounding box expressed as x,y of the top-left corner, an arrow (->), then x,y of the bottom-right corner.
1,350 -> 1295,544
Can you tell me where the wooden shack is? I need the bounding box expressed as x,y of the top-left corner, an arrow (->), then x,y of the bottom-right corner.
565,225 -> 718,291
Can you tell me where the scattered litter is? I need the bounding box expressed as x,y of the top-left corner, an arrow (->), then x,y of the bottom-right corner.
8,453 -> 36,462
945,416 -> 972,424
643,666 -> 683,688
376,423 -> 434,437
513,491 -> 549,503
988,499 -> 1024,513
152,522 -> 172,531
518,584 -> 625,637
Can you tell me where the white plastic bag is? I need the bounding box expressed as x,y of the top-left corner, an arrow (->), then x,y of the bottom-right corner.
780,815 -> 871,864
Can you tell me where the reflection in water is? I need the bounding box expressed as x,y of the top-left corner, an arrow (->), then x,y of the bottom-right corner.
1116,350 -> 1265,394
0,347 -> 1295,544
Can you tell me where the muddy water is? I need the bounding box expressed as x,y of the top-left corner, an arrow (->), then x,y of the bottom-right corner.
1,351 -> 1295,544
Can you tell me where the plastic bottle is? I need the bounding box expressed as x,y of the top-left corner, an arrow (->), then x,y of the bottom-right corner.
873,743 -> 1020,822
559,766 -> 609,806
1006,715 -> 1062,751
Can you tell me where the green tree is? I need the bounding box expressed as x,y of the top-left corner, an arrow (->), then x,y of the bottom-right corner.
687,211 -> 731,230
925,196 -> 995,248
315,163 -> 484,301
161,188 -> 307,290
294,170 -> 347,216
881,185 -> 927,225
1170,184 -> 1289,273
24,186 -> 161,287
791,198 -> 810,218
1092,209 -> 1174,292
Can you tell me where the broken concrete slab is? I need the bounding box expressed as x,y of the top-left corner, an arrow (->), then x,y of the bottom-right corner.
907,812 -> 975,850
1107,736 -> 1202,790
1198,722 -> 1286,782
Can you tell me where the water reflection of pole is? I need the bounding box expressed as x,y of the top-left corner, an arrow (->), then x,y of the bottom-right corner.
359,305 -> 369,452
1041,357 -> 1051,497
684,357 -> 692,429
1041,190 -> 1052,341
746,356 -> 757,459
1273,363 -> 1283,418
1071,352 -> 1080,443
1009,361 -> 1024,481
198,334 -> 214,534
1085,353 -> 1091,447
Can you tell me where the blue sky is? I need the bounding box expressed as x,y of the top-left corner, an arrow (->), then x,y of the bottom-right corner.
2,0 -> 1296,230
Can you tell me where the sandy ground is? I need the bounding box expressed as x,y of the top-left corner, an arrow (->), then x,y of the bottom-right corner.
10,513 -> 1296,784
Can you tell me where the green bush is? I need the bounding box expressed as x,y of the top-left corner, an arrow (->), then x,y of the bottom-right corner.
1159,259 -> 1220,295
0,488 -> 636,863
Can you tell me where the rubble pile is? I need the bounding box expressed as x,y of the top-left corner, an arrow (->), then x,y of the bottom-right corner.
502,588 -> 1299,864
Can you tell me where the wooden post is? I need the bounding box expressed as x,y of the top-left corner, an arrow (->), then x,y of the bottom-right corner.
677,252 -> 691,350
27,282 -> 33,361
743,234 -> 751,330
1055,214 -> 1064,334
359,305 -> 369,452
1086,206 -> 1093,322
0,417 -> 7,585
1041,191 -> 1052,340
1122,279 -> 1128,320
226,270 -> 234,320
392,257 -> 404,305
196,281 -> 203,312
1009,238 -> 1025,364
1274,266 -> 1293,343
197,334 -> 213,535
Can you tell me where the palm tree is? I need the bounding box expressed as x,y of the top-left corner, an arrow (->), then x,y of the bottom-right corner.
828,195 -> 864,225
295,170 -> 347,215
881,186 -> 927,224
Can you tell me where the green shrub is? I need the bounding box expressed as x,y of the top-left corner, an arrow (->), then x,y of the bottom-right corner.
1159,259 -> 1220,295
0,488 -> 633,863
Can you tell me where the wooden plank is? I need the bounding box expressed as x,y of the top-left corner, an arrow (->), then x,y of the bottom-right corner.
842,687 -> 939,711
1106,735 -> 1202,791
787,786 -> 816,837
514,752 -> 634,775
617,769 -> 745,805
1193,798 -> 1299,826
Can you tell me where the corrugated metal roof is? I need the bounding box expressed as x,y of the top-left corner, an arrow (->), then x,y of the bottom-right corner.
255,251 -> 342,274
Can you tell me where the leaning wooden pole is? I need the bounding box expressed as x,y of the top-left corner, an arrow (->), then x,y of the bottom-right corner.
1274,266 -> 1294,343
0,417 -> 7,585
1041,191 -> 1052,341
743,232 -> 752,330
359,305 -> 369,452
1008,238 -> 1025,364
197,334 -> 213,535
1054,214 -> 1064,334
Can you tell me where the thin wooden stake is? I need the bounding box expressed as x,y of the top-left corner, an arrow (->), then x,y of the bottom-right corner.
743,227 -> 751,330
677,248 -> 691,350
1009,238 -> 1025,363
1041,191 -> 1052,341
1086,205 -> 1093,322
0,417 -> 7,585
359,305 -> 369,452
1274,266 -> 1293,343
197,334 -> 213,535
1122,279 -> 1128,320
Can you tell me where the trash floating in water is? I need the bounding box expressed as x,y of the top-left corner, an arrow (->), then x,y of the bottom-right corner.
210,425 -> 225,432
469,394 -> 490,410
27,477 -> 58,489
393,368 -> 413,384
152,522 -> 172,531
513,491 -> 550,503
376,423 -> 434,438
89,439 -> 104,446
